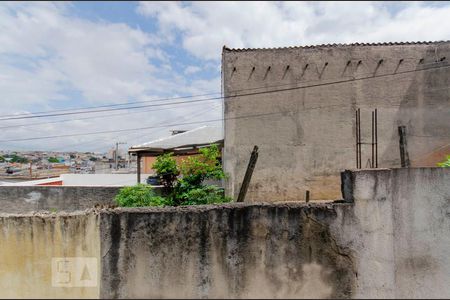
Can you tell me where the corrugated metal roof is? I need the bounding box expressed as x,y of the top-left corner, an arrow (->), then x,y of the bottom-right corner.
223,40 -> 450,52
129,126 -> 223,152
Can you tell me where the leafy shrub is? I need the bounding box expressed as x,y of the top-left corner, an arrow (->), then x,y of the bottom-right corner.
171,144 -> 229,205
178,185 -> 232,206
152,153 -> 179,189
437,155 -> 450,167
115,184 -> 172,207
118,144 -> 231,207
179,144 -> 226,186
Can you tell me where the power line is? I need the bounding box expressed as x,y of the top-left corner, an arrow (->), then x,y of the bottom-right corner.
0,97 -> 222,121
0,91 -> 222,119
44,102 -> 222,152
0,59 -> 447,121
3,80 -> 450,130
0,100 -> 216,130
0,103 -> 359,143
1,61 -> 449,141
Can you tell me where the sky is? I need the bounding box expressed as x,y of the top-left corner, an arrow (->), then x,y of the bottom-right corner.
1,1 -> 450,153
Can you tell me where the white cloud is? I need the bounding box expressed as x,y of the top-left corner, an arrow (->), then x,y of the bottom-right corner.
0,2 -> 221,151
3,1 -> 450,152
184,65 -> 201,75
0,2 -> 161,107
138,1 -> 450,61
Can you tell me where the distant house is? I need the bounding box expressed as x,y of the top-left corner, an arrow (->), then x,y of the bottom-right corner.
128,126 -> 224,183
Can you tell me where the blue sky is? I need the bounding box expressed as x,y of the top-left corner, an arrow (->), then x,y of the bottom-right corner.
1,1 -> 450,152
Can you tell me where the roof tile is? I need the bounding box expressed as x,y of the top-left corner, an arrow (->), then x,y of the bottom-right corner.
223,41 -> 450,52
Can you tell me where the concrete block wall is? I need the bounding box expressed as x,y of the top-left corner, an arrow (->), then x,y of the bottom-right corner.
222,42 -> 450,201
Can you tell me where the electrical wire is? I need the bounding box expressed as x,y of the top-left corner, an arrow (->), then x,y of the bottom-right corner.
0,100 -> 217,130
0,59 -> 448,121
44,102 -> 222,151
0,103 -> 372,143
1,60 -> 450,142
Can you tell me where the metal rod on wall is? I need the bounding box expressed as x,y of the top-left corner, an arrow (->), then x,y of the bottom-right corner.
371,111 -> 374,168
358,108 -> 362,169
355,109 -> 359,168
375,109 -> 378,168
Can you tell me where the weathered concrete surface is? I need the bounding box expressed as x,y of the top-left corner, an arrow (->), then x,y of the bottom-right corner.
100,167 -> 450,299
100,203 -> 356,299
0,168 -> 448,299
222,42 -> 450,201
0,186 -> 120,213
345,167 -> 450,298
0,211 -> 100,298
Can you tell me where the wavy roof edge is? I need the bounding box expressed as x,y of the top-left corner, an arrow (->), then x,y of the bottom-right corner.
223,41 -> 450,52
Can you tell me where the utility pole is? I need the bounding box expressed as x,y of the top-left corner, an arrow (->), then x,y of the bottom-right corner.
115,142 -> 127,170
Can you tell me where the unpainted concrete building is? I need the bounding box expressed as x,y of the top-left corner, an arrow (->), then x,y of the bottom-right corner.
222,41 -> 450,201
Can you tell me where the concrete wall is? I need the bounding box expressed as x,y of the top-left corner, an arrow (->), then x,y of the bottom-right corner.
0,186 -> 120,213
343,167 -> 450,298
60,174 -> 152,186
222,42 -> 450,201
100,204 -> 355,299
0,212 -> 100,298
0,168 -> 448,298
100,167 -> 450,299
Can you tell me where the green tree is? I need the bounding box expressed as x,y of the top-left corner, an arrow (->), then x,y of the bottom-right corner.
437,155 -> 450,167
48,157 -> 59,163
179,144 -> 225,186
7,154 -> 28,163
152,152 -> 180,190
117,144 -> 231,207
174,144 -> 229,206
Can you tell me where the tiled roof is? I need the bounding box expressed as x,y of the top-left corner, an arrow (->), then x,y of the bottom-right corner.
223,41 -> 450,52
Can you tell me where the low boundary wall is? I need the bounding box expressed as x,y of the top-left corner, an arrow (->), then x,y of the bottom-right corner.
0,167 -> 448,298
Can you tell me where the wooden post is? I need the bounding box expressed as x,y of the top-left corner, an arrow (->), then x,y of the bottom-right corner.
305,190 -> 310,203
237,146 -> 259,203
398,126 -> 410,167
137,153 -> 141,184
